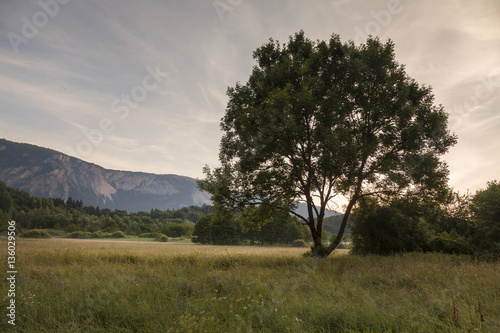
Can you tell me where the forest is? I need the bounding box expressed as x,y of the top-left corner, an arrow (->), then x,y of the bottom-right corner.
1,178 -> 499,257
0,180 -> 317,245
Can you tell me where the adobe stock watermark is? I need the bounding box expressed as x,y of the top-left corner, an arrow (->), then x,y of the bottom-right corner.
333,0 -> 406,44
6,221 -> 17,326
66,62 -> 172,159
213,0 -> 244,22
449,72 -> 500,131
7,0 -> 73,54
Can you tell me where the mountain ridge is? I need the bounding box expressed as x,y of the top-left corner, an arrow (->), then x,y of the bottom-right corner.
0,138 -> 211,212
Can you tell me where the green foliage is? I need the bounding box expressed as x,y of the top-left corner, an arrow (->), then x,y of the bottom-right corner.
199,31 -> 456,257
292,239 -> 307,247
323,215 -> 349,238
44,229 -> 66,236
67,231 -> 93,239
66,231 -> 115,239
192,215 -> 213,244
20,229 -> 51,238
111,231 -> 126,238
91,231 -> 108,239
470,180 -> 500,254
0,181 -> 14,213
157,235 -> 169,242
350,197 -> 434,255
211,215 -> 241,245
0,180 -> 212,239
139,232 -> 156,238
351,181 -> 500,257
193,211 -> 309,245
430,232 -> 473,254
162,223 -> 194,238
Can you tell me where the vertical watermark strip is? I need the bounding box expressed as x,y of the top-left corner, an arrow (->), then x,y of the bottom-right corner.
6,220 -> 16,326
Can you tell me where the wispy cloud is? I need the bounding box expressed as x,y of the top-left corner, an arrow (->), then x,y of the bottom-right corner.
0,0 -> 499,193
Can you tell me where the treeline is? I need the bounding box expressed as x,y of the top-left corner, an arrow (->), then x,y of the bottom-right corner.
192,213 -> 310,245
0,180 -> 210,238
0,181 -> 328,245
350,181 -> 500,258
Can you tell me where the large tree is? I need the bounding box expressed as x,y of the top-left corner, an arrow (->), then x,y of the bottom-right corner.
199,31 -> 456,257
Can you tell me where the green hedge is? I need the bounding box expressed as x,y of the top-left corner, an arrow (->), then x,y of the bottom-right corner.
20,229 -> 51,239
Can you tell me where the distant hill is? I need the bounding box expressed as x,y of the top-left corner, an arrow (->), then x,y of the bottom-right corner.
0,139 -> 210,212
294,202 -> 341,219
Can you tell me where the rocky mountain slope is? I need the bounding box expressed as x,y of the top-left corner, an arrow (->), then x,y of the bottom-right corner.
0,139 -> 210,212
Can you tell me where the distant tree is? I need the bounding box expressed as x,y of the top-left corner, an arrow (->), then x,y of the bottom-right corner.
212,221 -> 241,245
192,213 -> 241,245
240,208 -> 308,245
426,191 -> 474,254
20,229 -> 51,239
470,181 -> 500,254
192,215 -> 213,244
162,223 -> 194,238
199,31 -> 456,257
0,181 -> 14,224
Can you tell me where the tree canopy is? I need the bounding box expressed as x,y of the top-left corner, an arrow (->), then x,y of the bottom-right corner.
199,31 -> 457,257
471,181 -> 500,254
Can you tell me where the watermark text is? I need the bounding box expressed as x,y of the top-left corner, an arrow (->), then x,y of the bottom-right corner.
6,220 -> 17,326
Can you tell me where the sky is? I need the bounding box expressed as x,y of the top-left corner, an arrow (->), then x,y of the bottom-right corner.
0,0 -> 499,197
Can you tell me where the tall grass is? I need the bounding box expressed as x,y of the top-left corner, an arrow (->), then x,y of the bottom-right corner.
1,239 -> 499,332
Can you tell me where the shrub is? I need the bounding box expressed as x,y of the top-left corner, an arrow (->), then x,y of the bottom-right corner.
111,231 -> 126,238
153,233 -> 168,242
44,229 -> 66,236
430,232 -> 473,254
91,231 -> 105,238
292,239 -> 307,247
20,229 -> 51,239
350,198 -> 432,254
139,233 -> 155,238
67,231 -> 92,239
162,223 -> 194,238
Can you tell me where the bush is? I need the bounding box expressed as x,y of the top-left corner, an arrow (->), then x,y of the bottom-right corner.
292,239 -> 307,247
20,229 -> 51,239
44,229 -> 66,236
111,231 -> 126,238
430,232 -> 473,254
350,198 -> 432,255
139,233 -> 155,238
162,223 -> 194,238
153,233 -> 168,242
67,231 -> 92,239
90,231 -> 114,238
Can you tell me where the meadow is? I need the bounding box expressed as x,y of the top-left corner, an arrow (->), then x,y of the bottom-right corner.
1,238 -> 499,332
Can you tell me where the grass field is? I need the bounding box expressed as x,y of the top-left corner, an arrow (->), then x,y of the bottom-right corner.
1,238 -> 499,332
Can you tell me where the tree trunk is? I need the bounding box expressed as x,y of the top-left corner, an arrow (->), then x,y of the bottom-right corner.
310,229 -> 329,257
325,197 -> 357,255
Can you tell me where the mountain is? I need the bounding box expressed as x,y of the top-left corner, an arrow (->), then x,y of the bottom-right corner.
294,202 -> 341,219
0,139 -> 211,212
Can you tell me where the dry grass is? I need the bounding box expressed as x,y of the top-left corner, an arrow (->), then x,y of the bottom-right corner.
1,238 -> 498,332
23,237 -> 323,256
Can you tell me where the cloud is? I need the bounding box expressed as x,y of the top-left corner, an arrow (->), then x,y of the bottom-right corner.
0,0 -> 499,194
